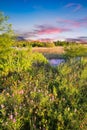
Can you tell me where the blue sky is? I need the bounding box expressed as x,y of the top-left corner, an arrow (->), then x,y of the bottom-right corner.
0,0 -> 87,41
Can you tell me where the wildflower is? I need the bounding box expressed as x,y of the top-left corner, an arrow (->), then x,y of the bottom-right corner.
12,93 -> 14,97
49,93 -> 53,97
9,114 -> 13,120
19,90 -> 24,94
1,104 -> 5,108
13,118 -> 16,123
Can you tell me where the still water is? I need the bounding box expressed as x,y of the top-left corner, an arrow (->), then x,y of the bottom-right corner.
49,59 -> 65,66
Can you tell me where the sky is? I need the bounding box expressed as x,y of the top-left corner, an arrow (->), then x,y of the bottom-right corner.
0,0 -> 87,42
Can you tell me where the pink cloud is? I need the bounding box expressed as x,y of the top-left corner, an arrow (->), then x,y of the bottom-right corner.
37,28 -> 64,34
57,17 -> 87,28
17,25 -> 71,39
57,18 -> 80,28
77,17 -> 87,26
65,3 -> 82,12
34,25 -> 71,35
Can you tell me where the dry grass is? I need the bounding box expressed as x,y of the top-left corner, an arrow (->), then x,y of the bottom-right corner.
32,46 -> 65,59
32,46 -> 64,54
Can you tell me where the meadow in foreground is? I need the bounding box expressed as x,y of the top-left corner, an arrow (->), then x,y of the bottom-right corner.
0,12 -> 87,130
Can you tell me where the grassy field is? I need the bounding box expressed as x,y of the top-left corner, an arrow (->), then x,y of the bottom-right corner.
32,46 -> 64,54
32,46 -> 65,59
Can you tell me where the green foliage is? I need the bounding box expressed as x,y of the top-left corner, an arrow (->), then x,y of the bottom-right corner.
0,54 -> 87,130
0,12 -> 15,75
14,41 -> 31,47
0,34 -> 14,58
30,41 -> 45,47
0,12 -> 87,130
0,12 -> 13,34
54,41 -> 70,46
30,41 -> 55,47
64,44 -> 87,58
15,41 -> 55,48
44,42 -> 55,47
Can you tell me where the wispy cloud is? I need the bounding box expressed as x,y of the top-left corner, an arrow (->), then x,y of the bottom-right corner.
17,31 -> 38,39
65,3 -> 75,8
65,3 -> 82,12
79,36 -> 87,39
57,18 -> 80,28
57,17 -> 87,28
66,36 -> 87,43
17,24 -> 71,39
77,17 -> 87,26
34,24 -> 71,35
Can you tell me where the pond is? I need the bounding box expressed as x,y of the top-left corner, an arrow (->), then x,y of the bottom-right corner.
49,59 -> 65,66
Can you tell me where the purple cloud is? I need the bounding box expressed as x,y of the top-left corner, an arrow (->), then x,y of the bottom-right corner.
16,24 -> 71,39
65,3 -> 82,12
57,18 -> 80,28
34,24 -> 71,35
16,31 -> 38,39
57,17 -> 87,28
66,37 -> 87,43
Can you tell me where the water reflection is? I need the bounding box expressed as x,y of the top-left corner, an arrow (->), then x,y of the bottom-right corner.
49,59 -> 65,66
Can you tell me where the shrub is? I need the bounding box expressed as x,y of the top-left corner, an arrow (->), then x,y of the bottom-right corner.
0,57 -> 87,130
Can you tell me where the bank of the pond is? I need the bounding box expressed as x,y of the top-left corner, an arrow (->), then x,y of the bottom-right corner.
32,47 -> 66,66
32,46 -> 64,54
32,46 -> 65,59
